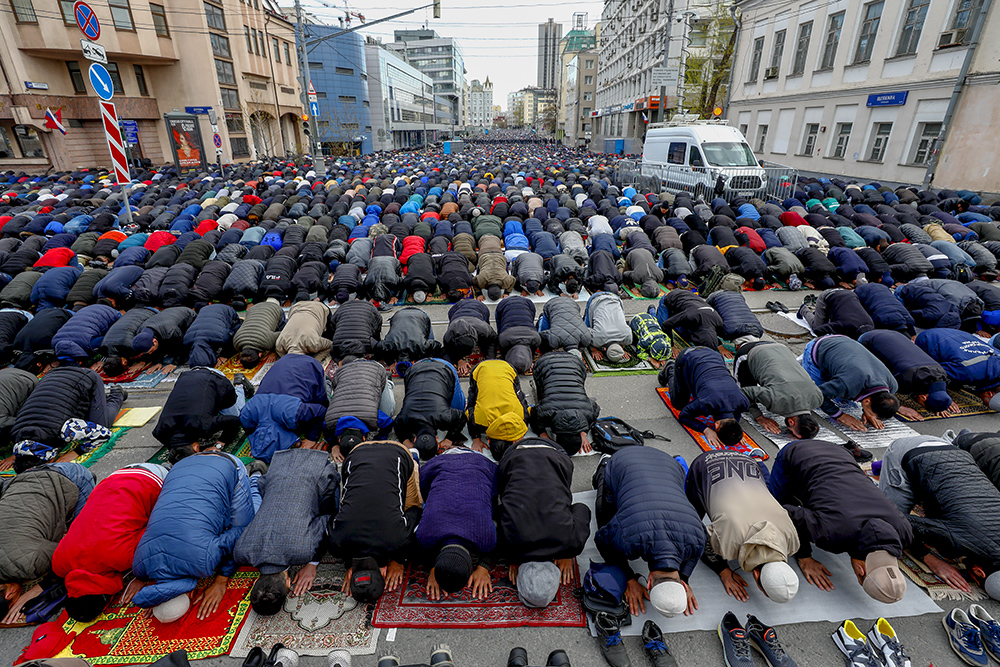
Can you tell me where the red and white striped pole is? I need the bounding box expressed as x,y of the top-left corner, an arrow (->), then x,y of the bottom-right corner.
99,100 -> 133,226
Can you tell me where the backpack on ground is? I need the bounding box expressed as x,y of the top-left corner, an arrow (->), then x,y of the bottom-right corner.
590,417 -> 645,454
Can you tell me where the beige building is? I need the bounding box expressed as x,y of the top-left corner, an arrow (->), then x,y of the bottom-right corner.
508,86 -> 557,130
729,0 -> 1000,191
0,0 -> 304,172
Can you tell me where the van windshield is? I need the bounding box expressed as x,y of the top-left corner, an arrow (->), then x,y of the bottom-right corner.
701,142 -> 758,167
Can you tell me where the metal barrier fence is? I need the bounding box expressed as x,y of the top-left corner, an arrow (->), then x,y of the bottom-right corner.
620,162 -> 798,202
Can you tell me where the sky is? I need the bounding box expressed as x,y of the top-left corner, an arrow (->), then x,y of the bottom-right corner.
300,0 -> 605,108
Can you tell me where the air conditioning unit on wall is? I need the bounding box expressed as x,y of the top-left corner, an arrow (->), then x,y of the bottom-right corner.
763,66 -> 779,79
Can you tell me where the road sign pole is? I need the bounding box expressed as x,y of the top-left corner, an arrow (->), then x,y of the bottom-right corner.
99,101 -> 132,225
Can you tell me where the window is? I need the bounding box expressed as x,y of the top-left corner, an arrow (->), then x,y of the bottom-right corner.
13,126 -> 44,158
284,42 -> 291,64
739,123 -> 748,136
335,67 -> 354,75
273,37 -> 280,62
756,124 -> 769,152
133,64 -> 148,96
109,0 -> 134,30
245,27 -> 253,52
150,3 -> 169,36
833,122 -> 852,157
362,99 -> 369,107
59,0 -> 74,24
802,123 -> 819,154
582,106 -> 591,116
226,112 -> 244,132
67,61 -> 86,94
211,33 -> 230,58
583,91 -> 593,101
913,122 -> 942,163
667,141 -> 686,164
308,61 -> 323,69
941,0 -> 983,45
204,2 -> 225,30
748,37 -> 764,81
869,122 -> 892,161
792,22 -> 812,75
230,137 -> 250,157
221,87 -> 240,109
820,12 -> 844,69
689,145 -> 704,166
216,59 -> 236,85
338,95 -> 356,103
585,59 -> 594,68
689,26 -> 708,47
105,62 -> 125,94
10,0 -> 36,22
315,92 -> 327,99
896,0 -> 929,55
767,29 -> 786,76
854,1 -> 884,63
253,29 -> 261,55
584,75 -> 594,85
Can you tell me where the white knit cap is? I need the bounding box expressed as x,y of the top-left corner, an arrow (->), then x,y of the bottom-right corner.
649,580 -> 686,617
759,561 -> 800,603
152,594 -> 190,623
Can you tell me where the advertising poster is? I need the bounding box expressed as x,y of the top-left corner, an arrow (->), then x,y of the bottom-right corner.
165,114 -> 207,171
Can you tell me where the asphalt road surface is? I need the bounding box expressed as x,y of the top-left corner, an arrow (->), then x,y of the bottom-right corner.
0,288 -> 993,667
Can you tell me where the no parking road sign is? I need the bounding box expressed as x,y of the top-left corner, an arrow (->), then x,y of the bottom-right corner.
74,1 -> 100,40
213,133 -> 222,148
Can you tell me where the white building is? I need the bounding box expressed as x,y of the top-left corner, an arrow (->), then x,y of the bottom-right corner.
728,0 -> 1000,191
538,19 -> 564,89
389,30 -> 466,132
467,78 -> 494,127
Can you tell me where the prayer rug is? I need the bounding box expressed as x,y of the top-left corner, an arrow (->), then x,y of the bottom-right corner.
898,551 -> 988,602
745,407 -> 848,449
230,563 -> 378,657
215,353 -> 269,381
0,426 -> 132,477
896,389 -> 995,421
583,346 -> 657,376
38,570 -> 257,665
670,334 -> 735,360
371,562 -> 586,629
824,401 -> 920,450
112,407 -> 161,428
146,429 -> 250,466
621,283 -> 669,300
99,361 -> 154,384
114,368 -> 172,390
656,386 -> 768,460
250,361 -> 275,385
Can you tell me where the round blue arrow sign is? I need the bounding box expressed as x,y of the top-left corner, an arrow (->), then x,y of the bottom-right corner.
74,1 -> 100,40
88,63 -> 114,101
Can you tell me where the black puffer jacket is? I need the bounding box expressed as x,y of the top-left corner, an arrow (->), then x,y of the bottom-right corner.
182,304 -> 241,367
224,259 -> 265,303
13,308 -> 72,355
539,296 -> 592,350
66,268 -> 107,306
260,255 -> 298,301
329,299 -> 382,359
956,432 -> 1000,491
394,359 -> 466,446
376,307 -> 442,362
583,249 -> 622,294
190,260 -> 232,306
12,366 -> 103,445
175,238 -> 215,270
101,307 -> 157,356
0,272 -> 41,309
530,351 -> 600,439
707,291 -> 763,340
0,311 -> 29,360
326,359 -> 388,433
443,299 -> 498,361
291,261 -> 328,301
0,368 -> 37,445
157,263 -> 198,308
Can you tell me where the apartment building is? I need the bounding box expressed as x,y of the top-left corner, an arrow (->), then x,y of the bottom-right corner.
728,0 -> 1000,190
389,30 -> 464,132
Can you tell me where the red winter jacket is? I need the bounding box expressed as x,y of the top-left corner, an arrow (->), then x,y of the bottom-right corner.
52,465 -> 166,598
144,230 -> 176,253
399,235 -> 426,268
34,247 -> 77,269
737,226 -> 767,254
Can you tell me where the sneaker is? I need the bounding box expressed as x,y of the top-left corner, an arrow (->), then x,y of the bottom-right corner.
843,439 -> 874,463
745,614 -> 797,667
866,618 -> 911,667
943,609 -> 988,666
429,644 -> 454,667
272,648 -> 299,667
787,274 -> 803,291
802,293 -> 818,308
642,620 -> 678,667
855,273 -> 868,285
969,604 -> 1000,662
832,620 -> 880,666
327,649 -> 351,667
375,654 -> 398,667
718,611 -> 754,667
595,611 -> 632,667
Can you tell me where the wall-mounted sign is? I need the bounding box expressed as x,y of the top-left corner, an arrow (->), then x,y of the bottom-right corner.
866,91 -> 908,107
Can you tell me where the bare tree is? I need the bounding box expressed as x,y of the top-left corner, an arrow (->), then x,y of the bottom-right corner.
314,103 -> 363,157
680,5 -> 739,118
239,82 -> 281,159
512,105 -> 524,128
537,106 -> 558,135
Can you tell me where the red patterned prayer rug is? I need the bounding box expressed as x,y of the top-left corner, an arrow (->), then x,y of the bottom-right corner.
26,571 -> 257,665
656,386 -> 768,461
371,562 -> 587,629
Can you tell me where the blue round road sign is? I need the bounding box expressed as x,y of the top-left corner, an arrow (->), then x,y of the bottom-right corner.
213,133 -> 222,148
74,1 -> 100,40
88,63 -> 114,101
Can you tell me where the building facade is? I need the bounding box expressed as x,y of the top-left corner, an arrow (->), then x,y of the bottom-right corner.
538,19 -> 563,89
366,39 -> 449,151
563,51 -> 597,146
0,0 -> 303,172
466,78 -> 494,128
728,0 -> 1000,190
389,30 -> 465,135
508,87 -> 557,130
298,23 -> 372,156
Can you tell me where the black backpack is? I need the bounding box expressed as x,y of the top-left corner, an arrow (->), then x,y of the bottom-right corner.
590,417 -> 669,454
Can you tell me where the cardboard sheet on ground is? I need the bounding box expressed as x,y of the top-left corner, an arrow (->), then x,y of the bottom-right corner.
572,491 -> 941,635
113,406 -> 161,427
826,402 -> 921,450
777,311 -> 815,336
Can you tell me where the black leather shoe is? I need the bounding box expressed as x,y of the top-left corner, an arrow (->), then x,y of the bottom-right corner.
844,439 -> 874,463
546,649 -> 571,667
507,647 -> 528,667
241,647 -> 265,667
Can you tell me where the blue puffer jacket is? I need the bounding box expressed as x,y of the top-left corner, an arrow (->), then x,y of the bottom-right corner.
93,265 -> 145,302
183,303 -> 240,367
706,291 -> 762,340
31,265 -> 83,309
52,303 -> 120,360
241,393 -> 326,462
112,245 -> 149,267
897,282 -> 962,330
595,447 -> 705,577
855,283 -> 915,335
916,328 -> 1000,389
132,452 -> 254,607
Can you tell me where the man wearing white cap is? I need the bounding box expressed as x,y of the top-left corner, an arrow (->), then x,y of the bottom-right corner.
685,450 -> 800,603
593,447 -> 705,618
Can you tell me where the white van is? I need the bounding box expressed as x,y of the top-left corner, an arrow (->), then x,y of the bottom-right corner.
640,123 -> 767,198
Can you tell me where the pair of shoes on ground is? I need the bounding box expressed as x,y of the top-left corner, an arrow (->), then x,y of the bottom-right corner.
243,644 -> 298,667
944,604 -> 1000,666
720,612 -> 797,667
833,618 -> 910,666
595,612 -> 677,666
765,301 -> 789,313
507,646 -> 570,666
375,644 -> 453,667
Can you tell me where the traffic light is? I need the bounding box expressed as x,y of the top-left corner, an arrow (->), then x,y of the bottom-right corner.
433,0 -> 440,18
301,114 -> 310,136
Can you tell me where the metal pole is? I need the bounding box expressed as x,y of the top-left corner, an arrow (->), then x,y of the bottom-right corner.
422,82 -> 428,147
722,4 -> 741,118
305,3 -> 437,52
922,0 -> 993,188
661,0 -> 674,122
294,0 -> 324,176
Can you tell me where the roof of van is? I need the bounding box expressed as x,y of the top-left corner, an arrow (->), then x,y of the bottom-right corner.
645,125 -> 745,142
